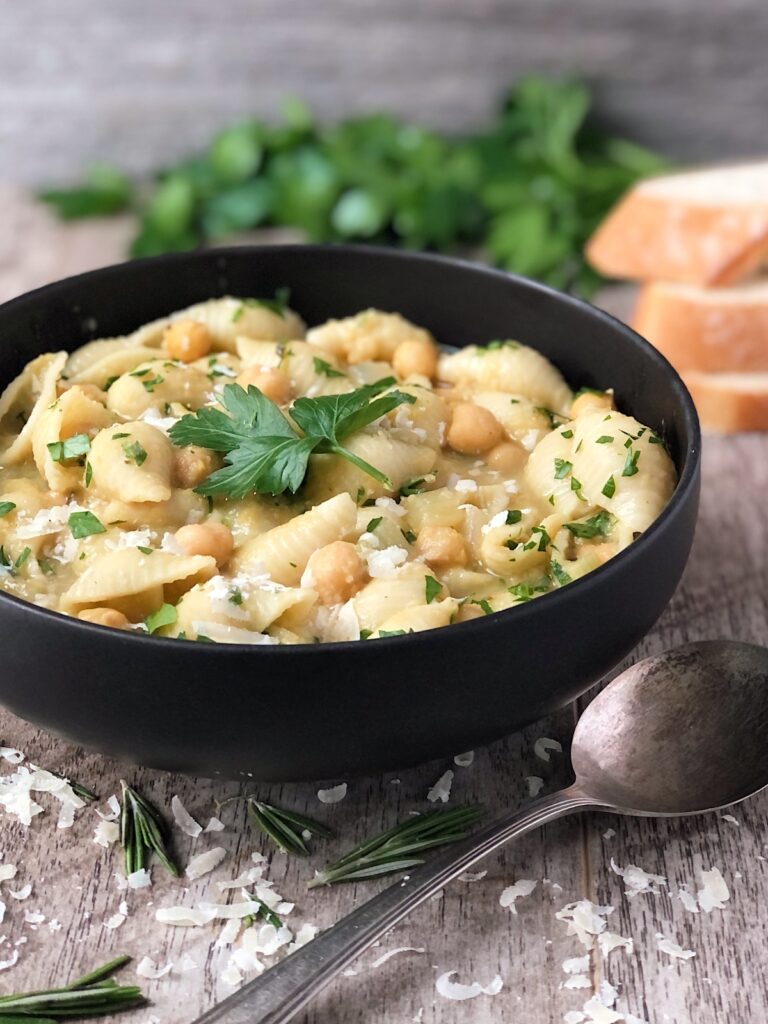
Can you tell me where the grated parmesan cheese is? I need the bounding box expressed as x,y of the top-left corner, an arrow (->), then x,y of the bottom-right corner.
369,946 -> 425,969
9,884 -> 32,901
526,776 -> 544,797
136,956 -> 174,979
656,932 -> 696,960
555,900 -> 614,948
171,795 -> 202,837
427,770 -> 454,803
128,868 -> 152,889
499,879 -> 537,915
609,858 -> 667,897
317,783 -> 347,805
366,546 -> 408,579
435,970 -> 503,1001
562,955 -> 590,974
186,847 -> 227,880
563,974 -> 591,990
205,816 -> 226,832
453,750 -> 474,767
696,866 -> 730,912
533,737 -> 562,762
93,820 -> 120,848
597,931 -> 634,958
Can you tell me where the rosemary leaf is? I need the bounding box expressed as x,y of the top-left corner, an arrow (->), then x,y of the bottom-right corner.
247,798 -> 334,856
0,956 -> 143,1018
308,805 -> 483,888
242,898 -> 283,930
119,780 -> 179,877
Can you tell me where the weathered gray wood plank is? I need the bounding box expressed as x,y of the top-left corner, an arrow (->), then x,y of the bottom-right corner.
1,190 -> 767,1024
2,0 -> 767,185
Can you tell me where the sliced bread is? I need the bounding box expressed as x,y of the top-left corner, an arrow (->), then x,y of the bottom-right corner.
633,279 -> 768,373
586,162 -> 768,287
683,371 -> 768,432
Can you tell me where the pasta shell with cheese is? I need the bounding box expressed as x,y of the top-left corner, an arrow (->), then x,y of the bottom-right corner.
89,422 -> 174,503
438,343 -> 572,415
0,352 -> 67,466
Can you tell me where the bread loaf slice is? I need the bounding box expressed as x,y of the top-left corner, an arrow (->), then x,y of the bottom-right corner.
633,279 -> 768,373
683,371 -> 768,432
586,162 -> 768,286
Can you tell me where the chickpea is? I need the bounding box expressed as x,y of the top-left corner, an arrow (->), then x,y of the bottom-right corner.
416,525 -> 467,567
570,390 -> 614,418
175,522 -> 233,567
163,320 -> 212,363
78,607 -> 130,630
173,446 -> 217,489
235,366 -> 293,405
392,339 -> 439,381
305,541 -> 367,605
446,402 -> 503,455
486,440 -> 526,474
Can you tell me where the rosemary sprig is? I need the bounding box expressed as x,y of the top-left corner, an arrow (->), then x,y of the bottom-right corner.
247,798 -> 334,856
120,780 -> 179,877
308,805 -> 483,888
0,955 -> 144,1018
242,898 -> 283,930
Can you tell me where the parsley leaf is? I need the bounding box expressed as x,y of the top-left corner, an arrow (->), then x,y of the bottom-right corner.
47,433 -> 91,462
0,501 -> 16,518
169,381 -> 415,498
366,517 -> 383,532
122,440 -> 148,466
425,576 -> 442,604
622,449 -> 641,477
554,458 -> 572,479
146,603 -> 177,634
68,511 -> 106,539
232,288 -> 291,322
505,509 -> 522,525
313,356 -> 345,378
602,475 -> 616,498
564,510 -> 615,539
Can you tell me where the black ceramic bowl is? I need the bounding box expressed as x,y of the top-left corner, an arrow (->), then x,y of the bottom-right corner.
0,246 -> 700,781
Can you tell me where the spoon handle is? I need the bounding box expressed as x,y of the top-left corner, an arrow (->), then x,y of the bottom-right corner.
195,787 -> 594,1024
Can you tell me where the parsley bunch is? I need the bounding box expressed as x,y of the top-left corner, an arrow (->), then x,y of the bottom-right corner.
169,380 -> 415,498
38,77 -> 666,297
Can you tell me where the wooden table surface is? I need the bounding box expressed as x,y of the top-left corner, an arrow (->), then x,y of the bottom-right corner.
1,188 -> 766,1024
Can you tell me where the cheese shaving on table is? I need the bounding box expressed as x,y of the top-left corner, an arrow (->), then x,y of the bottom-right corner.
0,748 -> 24,765
677,885 -> 699,913
128,868 -> 152,889
368,947 -> 426,969
581,995 -> 623,1023
564,974 -> 592,990
186,846 -> 227,880
597,931 -> 634,957
562,955 -> 590,974
104,911 -> 126,930
696,866 -> 730,911
136,956 -> 174,979
93,819 -> 120,847
317,783 -> 347,804
95,794 -> 121,820
609,858 -> 667,896
427,769 -> 454,803
180,954 -> 198,972
526,775 -> 544,797
453,750 -> 474,767
534,737 -> 562,762
216,918 -> 242,947
205,816 -> 226,832
287,923 -> 319,951
0,949 -> 19,971
555,900 -> 614,948
155,905 -> 218,927
435,970 -> 504,1001
0,863 -> 17,883
721,813 -> 740,826
0,766 -> 85,826
599,979 -> 619,1006
171,795 -> 203,837
564,1012 -> 587,1024
656,932 -> 696,959
499,879 -> 537,914
458,870 -> 487,883
9,883 -> 32,900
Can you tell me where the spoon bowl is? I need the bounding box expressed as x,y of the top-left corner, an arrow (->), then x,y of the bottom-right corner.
572,640 -> 768,814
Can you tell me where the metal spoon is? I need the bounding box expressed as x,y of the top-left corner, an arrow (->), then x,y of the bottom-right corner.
196,640 -> 768,1024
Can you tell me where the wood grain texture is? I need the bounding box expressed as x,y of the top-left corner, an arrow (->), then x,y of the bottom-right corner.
0,191 -> 766,1023
2,0 -> 767,185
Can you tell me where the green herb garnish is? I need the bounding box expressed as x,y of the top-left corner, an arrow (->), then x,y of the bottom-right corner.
47,433 -> 90,462
247,798 -> 334,856
602,475 -> 616,499
122,440 -> 148,466
401,528 -> 417,544
169,381 -> 415,498
232,288 -> 291,322
366,517 -> 383,533
14,546 -> 31,570
308,805 -> 483,888
425,576 -> 442,604
0,954 -> 144,1018
505,509 -> 522,525
119,780 -> 178,876
554,458 -> 572,479
0,501 -> 15,518
565,510 -> 615,539
68,511 -> 106,539
550,560 -> 572,586
145,603 -> 177,635
141,374 -> 164,393
313,356 -> 345,378
84,461 -> 93,486
471,598 -> 493,615
622,449 -> 641,477
596,435 -> 614,444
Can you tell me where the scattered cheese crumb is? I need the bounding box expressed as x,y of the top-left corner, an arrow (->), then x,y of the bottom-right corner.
0,748 -> 24,765
186,847 -> 227,880
555,900 -> 614,948
562,955 -> 590,974
526,776 -> 544,797
369,946 -> 425,969
453,751 -> 474,767
93,820 -> 120,848
216,918 -> 242,947
533,737 -> 562,762
603,829 -> 616,840
0,863 -> 17,883
128,868 -> 152,889
317,783 -> 347,804
597,931 -> 634,957
677,885 -> 699,914
458,870 -> 487,883
104,912 -> 126,930
155,905 -> 218,927
220,963 -> 243,987
564,1013 -> 587,1024
205,817 -> 226,832
136,956 -> 174,979
171,795 -> 202,837
435,970 -> 503,1001
656,933 -> 696,960
499,879 -> 537,914
180,954 -> 198,972
427,770 -> 454,803
9,884 -> 32,901
366,546 -> 408,579
721,814 -> 740,826
96,795 -> 121,821
581,995 -> 622,1023
287,923 -> 319,952
0,949 -> 19,971
24,909 -> 45,924
696,866 -> 730,912
609,858 -> 667,897
563,974 -> 591,990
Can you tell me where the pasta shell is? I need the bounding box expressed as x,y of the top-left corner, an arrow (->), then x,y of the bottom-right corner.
89,421 -> 174,503
0,352 -> 67,466
307,309 -> 433,364
438,344 -> 572,415
32,386 -> 112,493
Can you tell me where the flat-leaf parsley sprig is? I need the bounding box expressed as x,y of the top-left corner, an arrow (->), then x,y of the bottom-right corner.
308,805 -> 483,888
169,379 -> 415,498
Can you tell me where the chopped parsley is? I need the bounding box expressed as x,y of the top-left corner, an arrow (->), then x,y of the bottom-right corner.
425,576 -> 442,604
0,502 -> 16,518
68,511 -> 106,539
84,461 -> 93,487
550,560 -> 572,586
141,374 -> 164,393
366,517 -> 383,533
14,546 -> 31,570
137,546 -> 154,555
560,429 -> 574,439
471,598 -> 493,615
378,628 -> 409,638
146,603 -> 177,634
509,579 -> 550,601
602,475 -> 616,498
231,288 -> 291,322
401,528 -> 417,544
570,476 -> 586,500
122,440 -> 148,466
47,433 -> 91,462
38,557 -> 56,575
112,432 -> 130,439
313,357 -> 345,379
104,375 -> 119,390
596,435 -> 613,444
565,510 -> 615,539
554,458 -> 572,480
622,449 -> 640,477
524,525 -> 551,552
359,629 -> 373,640
229,587 -> 244,605
505,509 -> 522,525
399,476 -> 426,497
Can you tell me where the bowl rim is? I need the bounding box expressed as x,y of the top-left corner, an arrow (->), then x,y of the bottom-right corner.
0,243 -> 701,652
